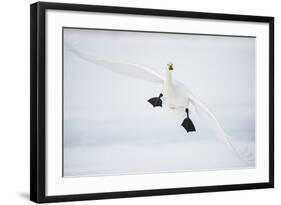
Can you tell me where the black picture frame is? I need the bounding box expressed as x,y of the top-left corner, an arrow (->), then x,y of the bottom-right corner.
30,2 -> 274,203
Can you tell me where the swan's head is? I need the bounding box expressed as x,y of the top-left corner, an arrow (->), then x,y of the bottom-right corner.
167,63 -> 173,71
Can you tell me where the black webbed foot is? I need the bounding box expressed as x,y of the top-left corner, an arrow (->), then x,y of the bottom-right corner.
181,108 -> 196,133
148,93 -> 163,107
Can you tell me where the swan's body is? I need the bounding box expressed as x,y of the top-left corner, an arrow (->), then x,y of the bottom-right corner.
163,68 -> 189,110
66,44 -> 254,164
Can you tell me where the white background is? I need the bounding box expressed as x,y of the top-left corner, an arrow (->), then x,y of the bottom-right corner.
0,0 -> 278,204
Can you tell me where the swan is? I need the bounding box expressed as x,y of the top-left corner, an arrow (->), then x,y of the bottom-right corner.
66,44 -> 254,164
148,63 -> 196,132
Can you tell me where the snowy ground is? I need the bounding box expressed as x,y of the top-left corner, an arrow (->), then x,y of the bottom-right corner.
64,140 -> 254,177
64,112 -> 255,177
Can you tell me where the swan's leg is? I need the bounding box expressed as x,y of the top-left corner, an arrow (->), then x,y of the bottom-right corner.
181,108 -> 196,133
147,93 -> 163,107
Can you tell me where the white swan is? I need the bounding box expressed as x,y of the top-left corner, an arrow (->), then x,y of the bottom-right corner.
163,63 -> 190,110
66,44 -> 254,164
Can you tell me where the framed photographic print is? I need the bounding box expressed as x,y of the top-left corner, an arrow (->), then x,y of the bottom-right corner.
30,2 -> 274,203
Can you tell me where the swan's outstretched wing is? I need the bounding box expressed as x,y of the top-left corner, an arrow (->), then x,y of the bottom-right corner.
66,44 -> 164,83
188,94 -> 228,142
187,92 -> 253,163
171,82 -> 230,141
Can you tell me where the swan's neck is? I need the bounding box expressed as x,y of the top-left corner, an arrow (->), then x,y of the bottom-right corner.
165,70 -> 173,85
164,70 -> 173,99
163,69 -> 174,108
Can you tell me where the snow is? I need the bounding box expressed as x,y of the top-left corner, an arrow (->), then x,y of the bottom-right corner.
63,112 -> 255,177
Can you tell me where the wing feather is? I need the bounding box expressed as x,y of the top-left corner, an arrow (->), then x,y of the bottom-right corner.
66,44 -> 164,83
189,94 -> 229,142
187,91 -> 252,164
